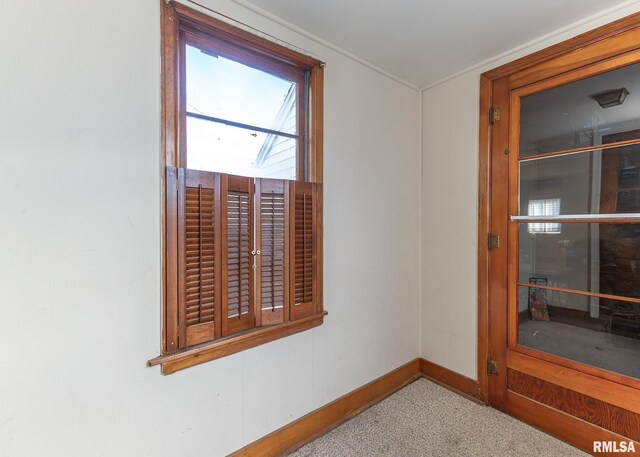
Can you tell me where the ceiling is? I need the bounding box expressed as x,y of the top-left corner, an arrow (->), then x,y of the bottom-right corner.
238,0 -> 631,88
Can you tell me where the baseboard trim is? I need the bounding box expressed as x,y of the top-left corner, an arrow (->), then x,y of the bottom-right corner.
419,358 -> 482,401
229,358 -> 422,456
231,356 -> 639,456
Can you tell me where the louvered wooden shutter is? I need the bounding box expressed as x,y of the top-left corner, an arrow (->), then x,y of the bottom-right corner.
167,169 -> 322,351
177,169 -> 222,348
289,181 -> 322,320
221,174 -> 255,336
255,178 -> 289,326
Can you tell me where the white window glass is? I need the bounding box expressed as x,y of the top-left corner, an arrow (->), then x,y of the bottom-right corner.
185,44 -> 298,179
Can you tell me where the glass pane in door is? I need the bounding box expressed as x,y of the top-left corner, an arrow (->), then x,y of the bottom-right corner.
516,60 -> 640,380
519,61 -> 640,157
517,222 -> 640,360
518,223 -> 640,300
517,286 -> 640,379
520,144 -> 640,215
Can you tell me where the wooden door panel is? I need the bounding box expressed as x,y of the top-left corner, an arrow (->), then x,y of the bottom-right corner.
486,21 -> 640,450
508,370 -> 640,442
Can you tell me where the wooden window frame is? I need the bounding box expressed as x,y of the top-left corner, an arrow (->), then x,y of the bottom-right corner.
149,1 -> 324,374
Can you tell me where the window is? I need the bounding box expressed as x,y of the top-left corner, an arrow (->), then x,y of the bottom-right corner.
184,43 -> 300,179
527,198 -> 561,234
150,2 -> 324,374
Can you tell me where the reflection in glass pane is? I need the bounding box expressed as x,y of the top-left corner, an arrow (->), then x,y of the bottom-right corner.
520,144 -> 640,215
520,61 -> 640,157
518,287 -> 640,379
187,117 -> 297,179
185,44 -> 297,135
519,223 -> 640,300
527,198 -> 561,233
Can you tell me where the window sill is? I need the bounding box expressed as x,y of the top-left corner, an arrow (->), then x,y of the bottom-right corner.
148,311 -> 327,375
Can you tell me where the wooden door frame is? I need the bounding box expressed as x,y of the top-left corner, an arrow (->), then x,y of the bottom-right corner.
478,13 -> 640,455
478,10 -> 640,406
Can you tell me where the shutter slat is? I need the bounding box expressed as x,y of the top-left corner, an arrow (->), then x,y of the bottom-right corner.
173,170 -> 321,347
221,174 -> 255,336
289,181 -> 321,320
255,178 -> 289,326
176,169 -> 222,348
184,185 -> 215,333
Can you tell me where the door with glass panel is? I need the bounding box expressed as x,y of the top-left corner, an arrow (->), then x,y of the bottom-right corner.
489,52 -> 640,447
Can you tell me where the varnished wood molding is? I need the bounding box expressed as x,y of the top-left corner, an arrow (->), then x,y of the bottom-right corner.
228,357 -> 640,456
149,312 -> 327,374
507,391 -> 640,456
230,358 -> 422,456
508,370 -> 640,442
508,351 -> 640,415
476,74 -> 491,406
483,11 -> 640,81
419,358 -> 482,401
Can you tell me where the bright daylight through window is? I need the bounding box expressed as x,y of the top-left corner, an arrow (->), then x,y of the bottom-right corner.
185,44 -> 298,179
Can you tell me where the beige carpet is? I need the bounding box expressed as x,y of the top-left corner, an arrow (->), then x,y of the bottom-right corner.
291,378 -> 587,457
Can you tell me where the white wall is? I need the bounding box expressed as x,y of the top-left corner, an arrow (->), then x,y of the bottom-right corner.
0,1 -> 420,456
420,1 -> 640,380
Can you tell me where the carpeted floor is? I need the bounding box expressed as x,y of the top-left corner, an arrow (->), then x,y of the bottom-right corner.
291,378 -> 587,457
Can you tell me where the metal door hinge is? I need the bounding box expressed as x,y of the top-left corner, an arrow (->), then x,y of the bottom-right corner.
489,107 -> 501,124
488,233 -> 500,250
488,359 -> 499,376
